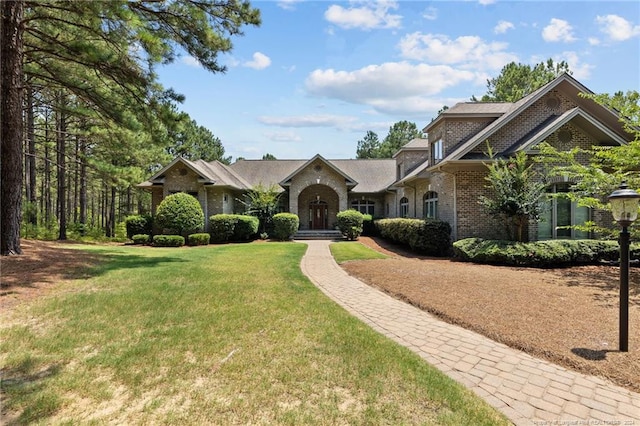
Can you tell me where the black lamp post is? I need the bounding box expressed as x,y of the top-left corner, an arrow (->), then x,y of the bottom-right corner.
608,181 -> 640,352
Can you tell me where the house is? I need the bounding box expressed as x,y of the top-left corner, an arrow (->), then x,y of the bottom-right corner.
139,73 -> 632,241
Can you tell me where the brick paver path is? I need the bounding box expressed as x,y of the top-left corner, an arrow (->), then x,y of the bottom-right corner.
299,240 -> 640,425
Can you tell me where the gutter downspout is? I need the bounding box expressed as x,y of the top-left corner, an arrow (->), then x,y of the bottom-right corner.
203,186 -> 208,232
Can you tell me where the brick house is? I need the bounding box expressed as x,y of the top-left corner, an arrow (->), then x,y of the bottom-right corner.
139,73 -> 632,241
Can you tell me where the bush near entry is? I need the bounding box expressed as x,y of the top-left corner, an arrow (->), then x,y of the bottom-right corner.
209,214 -> 259,242
125,214 -> 153,239
155,193 -> 204,237
272,213 -> 299,241
452,238 -> 637,267
188,233 -> 211,246
152,235 -> 185,247
337,210 -> 364,241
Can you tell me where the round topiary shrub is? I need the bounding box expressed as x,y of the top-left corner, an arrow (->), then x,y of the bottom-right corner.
155,192 -> 204,237
188,233 -> 210,246
337,209 -> 364,241
272,213 -> 299,241
152,235 -> 185,247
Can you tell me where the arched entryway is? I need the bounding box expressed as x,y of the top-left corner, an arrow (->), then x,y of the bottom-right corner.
299,184 -> 339,230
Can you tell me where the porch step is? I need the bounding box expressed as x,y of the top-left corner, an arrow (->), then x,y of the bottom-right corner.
293,230 -> 345,240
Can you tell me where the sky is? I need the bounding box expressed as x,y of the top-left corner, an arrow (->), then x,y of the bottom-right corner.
156,0 -> 640,161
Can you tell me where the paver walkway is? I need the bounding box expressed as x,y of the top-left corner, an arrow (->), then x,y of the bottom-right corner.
299,240 -> 640,425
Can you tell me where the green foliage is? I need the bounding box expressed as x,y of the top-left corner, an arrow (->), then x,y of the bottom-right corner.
356,121 -> 423,158
272,213 -> 299,241
239,184 -> 282,234
152,235 -> 185,247
452,237 -> 627,267
376,218 -> 452,256
209,214 -> 258,242
188,233 -> 210,246
155,192 -> 204,237
362,214 -> 377,236
167,116 -> 230,163
336,210 -> 364,241
479,150 -> 546,242
125,214 -> 153,239
477,59 -> 571,102
132,234 -> 151,245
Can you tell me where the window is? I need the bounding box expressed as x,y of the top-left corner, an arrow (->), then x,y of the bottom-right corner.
424,191 -> 438,219
431,139 -> 443,164
400,197 -> 409,218
537,183 -> 590,240
352,199 -> 375,216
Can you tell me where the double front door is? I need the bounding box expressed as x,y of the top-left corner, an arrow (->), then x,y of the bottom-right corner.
310,200 -> 328,230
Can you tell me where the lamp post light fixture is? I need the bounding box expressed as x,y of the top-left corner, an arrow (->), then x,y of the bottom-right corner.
608,181 -> 640,352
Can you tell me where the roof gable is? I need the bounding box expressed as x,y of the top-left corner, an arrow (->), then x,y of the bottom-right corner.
278,154 -> 358,187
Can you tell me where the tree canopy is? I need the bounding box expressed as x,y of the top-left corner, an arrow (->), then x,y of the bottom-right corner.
356,121 -> 423,159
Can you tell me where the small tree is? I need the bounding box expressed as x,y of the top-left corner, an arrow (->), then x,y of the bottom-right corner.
155,192 -> 204,237
239,184 -> 282,235
479,151 -> 546,242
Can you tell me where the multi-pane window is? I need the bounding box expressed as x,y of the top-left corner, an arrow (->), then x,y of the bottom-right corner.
400,197 -> 409,218
352,200 -> 375,216
537,183 -> 590,240
432,139 -> 443,164
424,191 -> 438,219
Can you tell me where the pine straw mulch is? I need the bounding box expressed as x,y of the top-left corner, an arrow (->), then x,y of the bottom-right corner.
1,238 -> 639,394
342,237 -> 640,394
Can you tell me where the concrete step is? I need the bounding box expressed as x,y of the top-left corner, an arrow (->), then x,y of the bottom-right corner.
294,230 -> 345,240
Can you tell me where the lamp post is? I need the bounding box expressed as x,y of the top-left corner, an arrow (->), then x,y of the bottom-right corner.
608,181 -> 640,352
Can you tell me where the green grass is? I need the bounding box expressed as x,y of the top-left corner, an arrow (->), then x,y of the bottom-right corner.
329,241 -> 388,263
0,242 -> 509,425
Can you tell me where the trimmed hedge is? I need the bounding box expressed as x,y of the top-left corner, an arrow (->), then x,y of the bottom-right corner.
152,235 -> 185,247
362,214 -> 378,237
209,214 -> 259,243
125,215 -> 153,239
132,234 -> 150,245
272,213 -> 299,241
452,238 -> 633,267
155,192 -> 204,237
375,218 -> 452,257
188,233 -> 210,246
337,209 -> 364,241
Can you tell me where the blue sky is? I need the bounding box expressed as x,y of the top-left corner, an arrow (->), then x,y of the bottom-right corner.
156,0 -> 640,161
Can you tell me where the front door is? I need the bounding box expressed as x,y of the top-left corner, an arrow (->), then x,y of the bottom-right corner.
310,201 -> 328,229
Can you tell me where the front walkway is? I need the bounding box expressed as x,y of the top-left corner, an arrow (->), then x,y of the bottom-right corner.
298,240 -> 640,425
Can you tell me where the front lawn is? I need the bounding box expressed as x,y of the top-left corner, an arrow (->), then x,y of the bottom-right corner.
0,242 -> 508,425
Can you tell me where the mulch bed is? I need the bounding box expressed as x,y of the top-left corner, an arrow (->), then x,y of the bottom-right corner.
343,237 -> 640,393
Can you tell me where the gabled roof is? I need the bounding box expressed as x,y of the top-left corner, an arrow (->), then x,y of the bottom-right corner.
392,138 -> 429,158
329,159 -> 397,192
137,156 -> 250,189
442,73 -> 628,162
425,103 -> 511,133
278,154 -> 358,188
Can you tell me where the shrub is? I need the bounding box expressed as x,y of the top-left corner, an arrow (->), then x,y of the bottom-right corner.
152,235 -> 185,247
272,213 -> 299,241
125,214 -> 153,239
337,210 -> 364,241
188,233 -> 210,246
132,234 -> 150,245
375,218 -> 452,256
209,214 -> 259,242
452,238 -> 624,267
155,193 -> 204,237
362,214 -> 378,236
233,215 -> 259,241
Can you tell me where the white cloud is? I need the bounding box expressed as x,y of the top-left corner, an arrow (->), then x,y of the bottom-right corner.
398,33 -> 518,71
588,37 -> 600,46
263,131 -> 302,142
324,1 -> 402,30
243,52 -> 272,70
494,20 -> 514,34
542,18 -> 576,43
422,6 -> 437,21
277,0 -> 302,11
554,51 -> 594,81
182,56 -> 201,68
258,114 -> 359,130
304,62 -> 477,115
478,0 -> 496,5
596,14 -> 640,41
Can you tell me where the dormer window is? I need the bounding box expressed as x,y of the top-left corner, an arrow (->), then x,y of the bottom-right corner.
432,139 -> 443,164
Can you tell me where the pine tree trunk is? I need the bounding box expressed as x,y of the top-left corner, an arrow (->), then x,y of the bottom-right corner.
26,84 -> 37,225
56,93 -> 67,240
1,0 -> 25,255
79,138 -> 87,228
